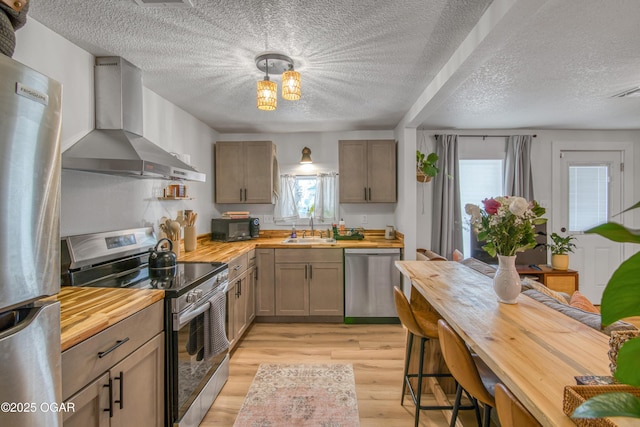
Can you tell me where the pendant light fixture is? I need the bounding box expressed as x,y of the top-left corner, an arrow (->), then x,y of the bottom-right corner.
300,147 -> 312,164
255,52 -> 301,110
256,58 -> 277,111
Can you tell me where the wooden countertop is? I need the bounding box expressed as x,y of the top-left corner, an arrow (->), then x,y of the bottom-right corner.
178,230 -> 404,263
394,261 -> 633,427
46,287 -> 165,351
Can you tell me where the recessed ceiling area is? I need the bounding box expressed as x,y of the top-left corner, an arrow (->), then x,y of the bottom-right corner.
28,0 -> 640,133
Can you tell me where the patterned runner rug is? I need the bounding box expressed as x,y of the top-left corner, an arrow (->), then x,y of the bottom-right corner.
233,363 -> 360,427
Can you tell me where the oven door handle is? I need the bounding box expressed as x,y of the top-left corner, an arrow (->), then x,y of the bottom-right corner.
175,300 -> 211,331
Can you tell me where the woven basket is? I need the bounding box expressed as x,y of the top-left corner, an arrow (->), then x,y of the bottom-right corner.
416,171 -> 432,183
563,385 -> 640,427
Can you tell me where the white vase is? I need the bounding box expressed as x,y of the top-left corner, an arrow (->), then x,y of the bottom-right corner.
493,255 -> 521,304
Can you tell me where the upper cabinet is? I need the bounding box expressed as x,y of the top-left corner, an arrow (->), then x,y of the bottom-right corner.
215,141 -> 274,204
339,139 -> 396,203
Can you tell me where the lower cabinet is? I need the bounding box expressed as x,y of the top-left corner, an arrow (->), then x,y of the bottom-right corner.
62,302 -> 164,427
274,249 -> 344,317
226,251 -> 255,350
255,249 -> 275,316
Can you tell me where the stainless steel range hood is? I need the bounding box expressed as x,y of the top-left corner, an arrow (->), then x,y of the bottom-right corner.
62,57 -> 205,182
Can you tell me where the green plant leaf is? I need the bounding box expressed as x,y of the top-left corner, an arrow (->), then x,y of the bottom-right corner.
613,201 -> 640,217
572,392 -> 640,419
600,252 -> 640,325
614,338 -> 640,386
585,223 -> 640,244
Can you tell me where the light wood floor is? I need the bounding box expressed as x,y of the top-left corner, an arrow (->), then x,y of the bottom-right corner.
200,322 -> 480,427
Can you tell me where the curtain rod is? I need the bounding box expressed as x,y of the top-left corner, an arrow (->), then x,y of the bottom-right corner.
433,134 -> 537,139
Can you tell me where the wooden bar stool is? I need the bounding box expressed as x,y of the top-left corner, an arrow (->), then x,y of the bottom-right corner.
393,287 -> 475,427
495,383 -> 542,427
438,319 -> 500,427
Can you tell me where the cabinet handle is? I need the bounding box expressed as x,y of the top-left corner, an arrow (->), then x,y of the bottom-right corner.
309,264 -> 312,280
114,371 -> 124,409
244,188 -> 247,200
254,267 -> 258,280
103,379 -> 113,417
238,280 -> 242,296
239,188 -> 243,201
304,265 -> 308,279
368,187 -> 371,200
364,187 -> 367,200
97,337 -> 130,358
234,265 -> 242,271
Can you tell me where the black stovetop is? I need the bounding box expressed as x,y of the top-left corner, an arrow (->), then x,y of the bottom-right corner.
76,260 -> 227,297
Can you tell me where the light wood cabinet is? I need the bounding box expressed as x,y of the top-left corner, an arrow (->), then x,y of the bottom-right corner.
215,140 -> 274,203
274,249 -> 344,317
226,252 -> 254,350
516,265 -> 579,294
339,139 -> 396,203
255,249 -> 275,316
62,302 -> 164,427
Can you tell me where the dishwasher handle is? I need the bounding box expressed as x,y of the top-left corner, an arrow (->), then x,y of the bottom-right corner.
344,248 -> 401,255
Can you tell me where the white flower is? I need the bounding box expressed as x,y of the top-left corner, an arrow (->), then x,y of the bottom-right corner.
509,197 -> 529,217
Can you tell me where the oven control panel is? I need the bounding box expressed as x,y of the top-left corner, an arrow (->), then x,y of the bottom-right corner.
172,268 -> 229,314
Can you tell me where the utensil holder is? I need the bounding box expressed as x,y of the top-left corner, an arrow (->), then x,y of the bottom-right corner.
171,239 -> 181,257
184,226 -> 197,252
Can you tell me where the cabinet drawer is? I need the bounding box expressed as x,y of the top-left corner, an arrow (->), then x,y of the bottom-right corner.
229,253 -> 248,280
545,275 -> 577,294
275,248 -> 343,263
247,249 -> 256,268
61,301 -> 163,401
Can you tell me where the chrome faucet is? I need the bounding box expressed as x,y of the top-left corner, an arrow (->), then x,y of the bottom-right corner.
309,217 -> 314,237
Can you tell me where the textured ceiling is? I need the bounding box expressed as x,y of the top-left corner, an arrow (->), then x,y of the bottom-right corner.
29,0 -> 640,133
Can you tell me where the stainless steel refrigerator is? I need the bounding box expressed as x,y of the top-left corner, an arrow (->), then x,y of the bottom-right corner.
0,54 -> 63,426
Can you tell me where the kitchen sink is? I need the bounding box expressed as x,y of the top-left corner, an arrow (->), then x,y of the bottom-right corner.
281,237 -> 337,245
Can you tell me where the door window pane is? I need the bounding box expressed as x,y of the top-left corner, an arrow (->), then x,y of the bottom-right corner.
569,165 -> 609,231
459,159 -> 504,257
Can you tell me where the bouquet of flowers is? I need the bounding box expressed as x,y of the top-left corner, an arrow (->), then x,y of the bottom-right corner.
465,196 -> 547,257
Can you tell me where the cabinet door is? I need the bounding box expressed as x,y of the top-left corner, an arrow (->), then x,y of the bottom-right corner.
244,141 -> 273,203
256,249 -> 275,316
339,140 -> 368,203
226,281 -> 237,347
63,373 -> 110,427
234,273 -> 248,338
275,263 -> 309,316
110,333 -> 165,427
309,262 -> 344,316
246,265 -> 256,324
367,140 -> 396,202
215,142 -> 245,203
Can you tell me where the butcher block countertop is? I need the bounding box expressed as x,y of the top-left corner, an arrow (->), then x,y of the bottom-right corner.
178,229 -> 404,263
47,287 -> 165,351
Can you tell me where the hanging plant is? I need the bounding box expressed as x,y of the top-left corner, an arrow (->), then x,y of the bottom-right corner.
416,150 -> 439,183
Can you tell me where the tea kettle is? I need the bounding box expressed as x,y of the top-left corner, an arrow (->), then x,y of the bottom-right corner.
149,238 -> 177,276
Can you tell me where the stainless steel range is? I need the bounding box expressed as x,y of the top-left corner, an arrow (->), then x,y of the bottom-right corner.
61,227 -> 230,427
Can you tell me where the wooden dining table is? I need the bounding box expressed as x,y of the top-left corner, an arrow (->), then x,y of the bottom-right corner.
395,260 -> 634,427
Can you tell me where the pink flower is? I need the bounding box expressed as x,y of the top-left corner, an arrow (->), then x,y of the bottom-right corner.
482,198 -> 501,215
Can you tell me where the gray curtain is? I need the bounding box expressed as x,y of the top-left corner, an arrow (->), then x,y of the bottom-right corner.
504,135 -> 535,200
431,134 -> 463,260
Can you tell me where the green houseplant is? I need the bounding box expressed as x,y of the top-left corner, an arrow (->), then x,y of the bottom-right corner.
572,201 -> 640,421
546,232 -> 576,270
416,150 -> 439,183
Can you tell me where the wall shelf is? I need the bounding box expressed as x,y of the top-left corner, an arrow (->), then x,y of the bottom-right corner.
157,197 -> 194,201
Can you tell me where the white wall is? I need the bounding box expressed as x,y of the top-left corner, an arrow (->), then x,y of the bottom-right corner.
13,19 -> 219,237
216,130 -> 397,231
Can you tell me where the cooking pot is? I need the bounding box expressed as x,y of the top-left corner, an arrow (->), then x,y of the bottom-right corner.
149,238 -> 177,276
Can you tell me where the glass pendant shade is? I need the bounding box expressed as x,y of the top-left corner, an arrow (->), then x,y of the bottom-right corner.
257,78 -> 277,111
282,70 -> 301,101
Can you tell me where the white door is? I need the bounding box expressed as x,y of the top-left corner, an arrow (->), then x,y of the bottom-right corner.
557,150 -> 623,303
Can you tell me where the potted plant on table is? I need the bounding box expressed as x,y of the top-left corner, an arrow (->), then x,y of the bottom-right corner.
546,232 -> 576,270
571,201 -> 640,421
416,150 -> 439,182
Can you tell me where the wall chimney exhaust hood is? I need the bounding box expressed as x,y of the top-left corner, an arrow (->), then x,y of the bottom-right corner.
62,57 -> 205,182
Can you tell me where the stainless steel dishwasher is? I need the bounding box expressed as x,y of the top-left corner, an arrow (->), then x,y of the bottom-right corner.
344,248 -> 401,323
